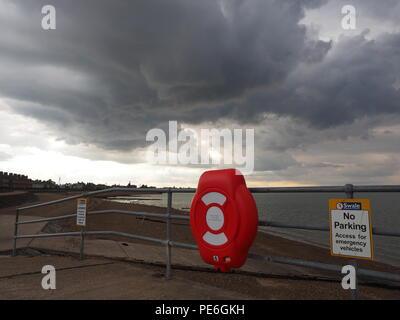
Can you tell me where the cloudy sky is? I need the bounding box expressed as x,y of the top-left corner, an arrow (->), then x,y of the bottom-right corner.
0,0 -> 399,187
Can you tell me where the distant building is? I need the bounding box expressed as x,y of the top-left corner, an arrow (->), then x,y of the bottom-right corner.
0,172 -> 32,190
31,180 -> 57,190
0,171 -> 137,192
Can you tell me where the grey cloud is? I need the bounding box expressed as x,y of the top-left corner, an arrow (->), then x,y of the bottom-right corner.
253,150 -> 299,171
301,39 -> 332,63
303,162 -> 344,168
243,111 -> 400,184
0,0 -> 331,152
256,155 -> 400,186
0,151 -> 12,161
235,31 -> 400,128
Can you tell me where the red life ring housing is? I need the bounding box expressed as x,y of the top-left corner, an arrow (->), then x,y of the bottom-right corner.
190,169 -> 258,272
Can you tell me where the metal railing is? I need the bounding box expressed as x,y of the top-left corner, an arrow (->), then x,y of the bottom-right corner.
12,184 -> 400,299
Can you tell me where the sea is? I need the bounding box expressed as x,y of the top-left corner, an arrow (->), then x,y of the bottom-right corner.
107,192 -> 400,267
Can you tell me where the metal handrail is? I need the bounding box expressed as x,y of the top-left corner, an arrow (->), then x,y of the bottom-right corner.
16,185 -> 400,211
16,209 -> 399,237
16,187 -> 195,211
16,210 -> 190,225
260,220 -> 400,237
12,184 -> 400,299
248,253 -> 400,283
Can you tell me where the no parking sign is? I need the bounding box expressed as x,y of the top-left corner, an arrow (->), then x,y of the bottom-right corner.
76,198 -> 87,226
329,199 -> 374,260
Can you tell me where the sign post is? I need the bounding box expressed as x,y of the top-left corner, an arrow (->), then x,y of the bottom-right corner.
329,198 -> 374,299
76,198 -> 87,260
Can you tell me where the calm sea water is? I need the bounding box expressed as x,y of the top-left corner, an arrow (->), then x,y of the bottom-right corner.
108,192 -> 400,267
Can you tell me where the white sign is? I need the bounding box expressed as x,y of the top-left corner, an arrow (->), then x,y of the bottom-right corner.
329,199 -> 374,260
76,198 -> 87,226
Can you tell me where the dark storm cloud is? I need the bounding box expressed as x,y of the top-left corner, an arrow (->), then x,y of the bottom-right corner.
0,0 -> 332,151
0,0 -> 399,156
234,31 -> 400,127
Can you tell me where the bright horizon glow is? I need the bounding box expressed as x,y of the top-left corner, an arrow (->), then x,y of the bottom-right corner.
1,100 -> 399,187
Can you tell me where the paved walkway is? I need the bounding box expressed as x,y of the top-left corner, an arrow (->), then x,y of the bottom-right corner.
0,214 -> 47,252
0,213 -> 351,279
1,213 -> 324,278
1,253 -> 399,299
0,255 -> 251,299
1,215 -> 400,299
28,235 -> 339,279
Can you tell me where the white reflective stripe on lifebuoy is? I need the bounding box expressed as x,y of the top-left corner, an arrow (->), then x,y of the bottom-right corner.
201,192 -> 226,205
202,231 -> 228,246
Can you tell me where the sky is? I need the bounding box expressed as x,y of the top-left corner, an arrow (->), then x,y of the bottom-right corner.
0,0 -> 399,187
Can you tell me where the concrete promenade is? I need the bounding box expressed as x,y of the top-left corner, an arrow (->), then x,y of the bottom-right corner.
0,203 -> 399,299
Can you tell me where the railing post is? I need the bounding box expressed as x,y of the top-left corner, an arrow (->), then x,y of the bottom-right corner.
12,209 -> 20,256
345,183 -> 358,300
345,183 -> 354,200
80,226 -> 85,260
165,189 -> 172,280
350,259 -> 358,299
79,197 -> 88,260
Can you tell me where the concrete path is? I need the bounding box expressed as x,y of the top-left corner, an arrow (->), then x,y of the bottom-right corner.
1,254 -> 399,300
28,236 -> 337,279
0,255 -> 251,300
2,216 -> 399,299
0,212 -> 328,279
0,214 -> 47,252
